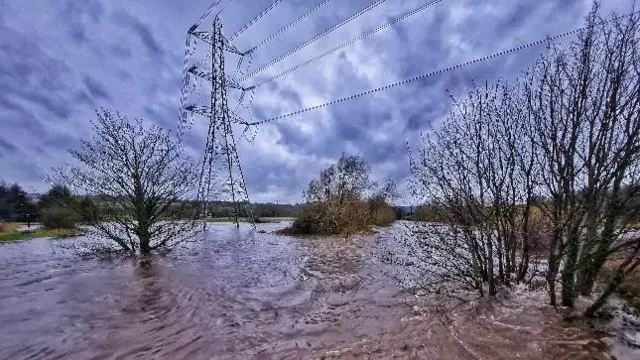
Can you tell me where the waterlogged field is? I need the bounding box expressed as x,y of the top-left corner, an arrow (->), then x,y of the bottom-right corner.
0,221 -> 627,359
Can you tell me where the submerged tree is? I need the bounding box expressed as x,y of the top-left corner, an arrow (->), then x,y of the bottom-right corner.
291,152 -> 396,236
399,2 -> 640,315
402,80 -> 541,297
525,2 -> 640,310
52,109 -> 200,254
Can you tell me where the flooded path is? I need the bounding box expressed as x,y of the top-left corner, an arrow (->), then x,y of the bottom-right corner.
0,222 -> 616,359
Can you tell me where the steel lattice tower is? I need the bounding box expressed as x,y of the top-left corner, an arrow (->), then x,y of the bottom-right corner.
182,16 -> 254,229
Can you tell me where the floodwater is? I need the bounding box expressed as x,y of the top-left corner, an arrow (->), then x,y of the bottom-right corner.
0,222 -> 620,359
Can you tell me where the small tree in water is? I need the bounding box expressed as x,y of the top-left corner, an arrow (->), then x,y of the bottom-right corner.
53,109 -> 200,255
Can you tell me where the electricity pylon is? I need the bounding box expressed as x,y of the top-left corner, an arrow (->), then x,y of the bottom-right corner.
181,16 -> 255,229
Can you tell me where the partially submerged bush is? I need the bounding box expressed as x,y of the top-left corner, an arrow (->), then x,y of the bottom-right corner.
291,203 -> 341,235
280,152 -> 398,237
286,200 -> 396,236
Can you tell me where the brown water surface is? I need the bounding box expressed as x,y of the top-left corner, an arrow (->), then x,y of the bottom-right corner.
0,222 -> 613,359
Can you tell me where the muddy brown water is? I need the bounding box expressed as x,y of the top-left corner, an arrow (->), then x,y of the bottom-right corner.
0,222 -> 615,359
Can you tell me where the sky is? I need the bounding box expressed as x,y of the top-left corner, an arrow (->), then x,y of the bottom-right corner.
0,0 -> 635,205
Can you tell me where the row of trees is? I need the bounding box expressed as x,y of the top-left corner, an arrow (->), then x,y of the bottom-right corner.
0,182 -> 38,223
0,181 -> 85,229
289,152 -> 398,236
402,3 -> 640,316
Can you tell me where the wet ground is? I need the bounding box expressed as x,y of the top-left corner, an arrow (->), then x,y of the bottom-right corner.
0,222 -> 623,359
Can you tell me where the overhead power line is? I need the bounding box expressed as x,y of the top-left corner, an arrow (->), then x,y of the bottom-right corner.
248,0 -> 445,89
230,0 -> 285,41
189,0 -> 236,33
246,0 -> 331,53
196,0 -> 224,27
242,0 -> 389,81
243,28 -> 583,126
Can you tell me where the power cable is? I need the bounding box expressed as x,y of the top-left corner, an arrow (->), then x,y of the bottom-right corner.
230,0 -> 285,41
241,0 -> 389,81
245,28 -> 583,125
248,0 -> 445,89
246,0 -> 331,52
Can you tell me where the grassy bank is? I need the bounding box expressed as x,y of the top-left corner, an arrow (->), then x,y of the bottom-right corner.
0,222 -> 84,242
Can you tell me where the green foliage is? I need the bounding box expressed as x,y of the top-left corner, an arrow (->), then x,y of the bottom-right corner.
0,181 -> 38,222
41,206 -> 79,229
0,228 -> 84,242
393,207 -> 407,220
37,184 -> 85,229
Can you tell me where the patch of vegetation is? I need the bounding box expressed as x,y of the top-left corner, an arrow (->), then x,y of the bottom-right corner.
0,227 -> 84,242
280,152 -> 398,237
599,261 -> 640,310
207,217 -> 289,223
41,205 -> 80,229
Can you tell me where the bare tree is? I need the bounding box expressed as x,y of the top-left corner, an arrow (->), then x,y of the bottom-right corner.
525,2 -> 640,310
400,0 -> 640,315
304,152 -> 373,207
404,80 -> 539,297
52,109 -> 200,255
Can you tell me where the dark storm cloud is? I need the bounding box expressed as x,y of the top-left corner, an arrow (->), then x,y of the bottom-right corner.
111,10 -> 163,56
0,137 -> 18,157
110,42 -> 133,59
143,105 -> 177,132
75,91 -> 96,107
59,0 -> 106,43
83,76 -> 112,102
0,0 -> 633,201
0,24 -> 74,120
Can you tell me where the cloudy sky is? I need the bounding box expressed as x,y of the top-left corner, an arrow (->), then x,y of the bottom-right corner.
0,0 -> 635,204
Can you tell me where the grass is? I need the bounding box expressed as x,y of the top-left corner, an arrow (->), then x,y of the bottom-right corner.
0,222 -> 85,242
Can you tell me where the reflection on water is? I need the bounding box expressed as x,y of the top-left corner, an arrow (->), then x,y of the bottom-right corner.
0,222 -> 616,359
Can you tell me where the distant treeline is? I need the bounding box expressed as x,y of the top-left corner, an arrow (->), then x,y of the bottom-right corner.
0,182 -> 305,223
204,201 -> 303,218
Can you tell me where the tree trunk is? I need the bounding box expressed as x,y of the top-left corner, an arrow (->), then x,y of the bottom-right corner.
547,219 -> 562,306
561,235 -> 580,307
577,273 -> 596,296
548,272 -> 557,306
487,237 -> 497,296
497,236 -> 505,283
137,223 -> 152,254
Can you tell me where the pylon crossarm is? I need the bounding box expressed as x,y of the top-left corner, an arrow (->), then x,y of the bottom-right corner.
187,65 -> 246,90
184,105 -> 250,125
191,31 -> 244,56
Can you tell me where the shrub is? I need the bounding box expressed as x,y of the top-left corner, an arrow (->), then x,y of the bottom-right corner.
292,203 -> 342,235
370,205 -> 396,227
41,206 -> 78,229
288,200 -> 396,236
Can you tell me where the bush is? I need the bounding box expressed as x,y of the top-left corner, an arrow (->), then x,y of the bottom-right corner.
287,200 -> 396,236
292,203 -> 342,235
41,206 -> 78,229
371,205 -> 396,227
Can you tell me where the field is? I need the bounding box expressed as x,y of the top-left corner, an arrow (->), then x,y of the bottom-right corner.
0,222 -> 83,242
